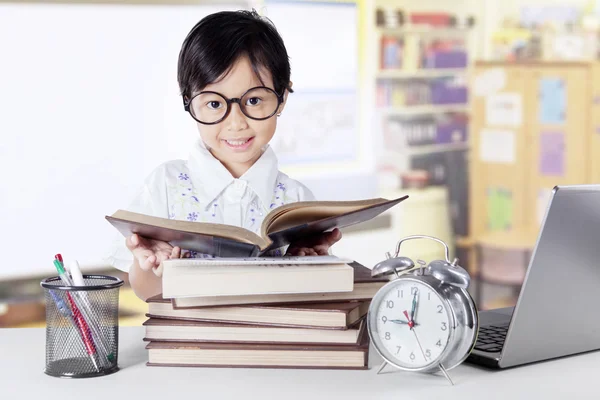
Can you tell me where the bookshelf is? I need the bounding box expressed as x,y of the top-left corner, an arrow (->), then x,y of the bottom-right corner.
377,68 -> 467,79
382,104 -> 470,116
379,26 -> 472,36
372,7 -> 475,271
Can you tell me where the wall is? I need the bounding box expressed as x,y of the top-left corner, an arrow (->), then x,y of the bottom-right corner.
0,1 -> 363,279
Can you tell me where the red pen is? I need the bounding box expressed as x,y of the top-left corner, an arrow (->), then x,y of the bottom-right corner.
54,255 -> 101,371
65,292 -> 101,371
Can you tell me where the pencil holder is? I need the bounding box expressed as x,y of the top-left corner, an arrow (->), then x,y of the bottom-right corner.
41,275 -> 124,378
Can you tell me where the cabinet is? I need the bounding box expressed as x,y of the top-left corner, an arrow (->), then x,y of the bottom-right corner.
469,62 -> 596,308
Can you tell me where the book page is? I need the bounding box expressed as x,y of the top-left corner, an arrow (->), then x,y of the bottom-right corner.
162,255 -> 353,266
261,198 -> 388,236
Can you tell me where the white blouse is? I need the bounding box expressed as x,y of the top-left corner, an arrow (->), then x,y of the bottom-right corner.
105,140 -> 315,272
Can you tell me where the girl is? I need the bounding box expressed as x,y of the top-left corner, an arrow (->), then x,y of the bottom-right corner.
107,10 -> 342,300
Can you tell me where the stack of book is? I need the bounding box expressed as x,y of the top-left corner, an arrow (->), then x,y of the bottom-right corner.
106,195 -> 406,369
142,257 -> 389,370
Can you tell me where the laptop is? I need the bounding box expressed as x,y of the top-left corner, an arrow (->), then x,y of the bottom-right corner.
466,184 -> 600,369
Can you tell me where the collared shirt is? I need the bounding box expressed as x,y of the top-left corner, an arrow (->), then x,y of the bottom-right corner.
105,140 -> 315,272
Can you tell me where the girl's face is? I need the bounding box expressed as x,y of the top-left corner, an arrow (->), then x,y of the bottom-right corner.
194,56 -> 287,178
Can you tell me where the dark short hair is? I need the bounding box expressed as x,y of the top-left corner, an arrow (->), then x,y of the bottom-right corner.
177,9 -> 292,100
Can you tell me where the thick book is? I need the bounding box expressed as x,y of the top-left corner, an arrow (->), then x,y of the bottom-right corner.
105,195 -> 407,257
145,325 -> 369,369
147,295 -> 369,329
172,262 -> 388,308
142,318 -> 366,345
161,256 -> 355,298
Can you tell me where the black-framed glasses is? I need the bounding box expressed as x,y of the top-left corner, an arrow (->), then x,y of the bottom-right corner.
183,86 -> 284,125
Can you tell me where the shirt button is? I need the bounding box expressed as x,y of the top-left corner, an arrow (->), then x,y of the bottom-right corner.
231,179 -> 246,194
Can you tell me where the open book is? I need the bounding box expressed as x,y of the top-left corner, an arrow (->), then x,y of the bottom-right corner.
105,195 -> 407,257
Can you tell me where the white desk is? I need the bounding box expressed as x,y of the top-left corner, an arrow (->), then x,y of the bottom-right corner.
2,326 -> 597,399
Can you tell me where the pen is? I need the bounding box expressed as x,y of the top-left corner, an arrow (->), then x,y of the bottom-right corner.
53,259 -> 114,365
68,260 -> 85,286
53,290 -> 101,371
68,260 -> 88,303
52,260 -> 101,369
48,290 -> 100,371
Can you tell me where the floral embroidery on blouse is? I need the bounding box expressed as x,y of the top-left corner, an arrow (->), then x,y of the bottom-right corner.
166,172 -> 298,259
187,212 -> 199,222
167,169 -> 220,224
270,180 -> 290,209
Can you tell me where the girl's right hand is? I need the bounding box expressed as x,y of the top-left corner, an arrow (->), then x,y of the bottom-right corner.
125,234 -> 181,277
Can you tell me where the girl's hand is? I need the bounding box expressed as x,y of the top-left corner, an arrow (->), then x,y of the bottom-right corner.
285,228 -> 342,256
125,234 -> 181,277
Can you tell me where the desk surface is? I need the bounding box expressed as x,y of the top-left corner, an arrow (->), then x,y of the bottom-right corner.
2,326 -> 598,399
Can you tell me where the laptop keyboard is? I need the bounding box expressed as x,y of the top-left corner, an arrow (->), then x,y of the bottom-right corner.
474,323 -> 509,352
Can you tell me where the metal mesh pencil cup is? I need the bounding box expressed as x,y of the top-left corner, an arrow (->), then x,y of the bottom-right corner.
41,275 -> 124,378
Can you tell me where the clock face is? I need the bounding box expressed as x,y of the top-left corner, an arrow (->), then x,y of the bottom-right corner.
369,278 -> 452,370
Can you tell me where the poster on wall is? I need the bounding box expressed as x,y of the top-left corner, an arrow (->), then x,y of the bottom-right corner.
486,187 -> 513,231
479,129 -> 516,164
539,78 -> 566,124
539,131 -> 565,176
473,68 -> 506,97
485,93 -> 523,127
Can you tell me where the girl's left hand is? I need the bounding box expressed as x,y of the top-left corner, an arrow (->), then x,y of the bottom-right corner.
285,228 -> 342,256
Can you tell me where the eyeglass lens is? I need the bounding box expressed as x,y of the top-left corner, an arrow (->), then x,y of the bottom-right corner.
189,87 -> 279,123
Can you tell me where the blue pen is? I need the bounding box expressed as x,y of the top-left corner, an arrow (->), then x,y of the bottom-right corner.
48,290 -> 101,372
49,290 -> 76,325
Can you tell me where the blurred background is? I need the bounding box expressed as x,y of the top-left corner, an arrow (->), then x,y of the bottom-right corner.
2,0 -> 599,327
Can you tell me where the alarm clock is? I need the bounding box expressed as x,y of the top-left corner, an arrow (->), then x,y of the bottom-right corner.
367,235 -> 478,385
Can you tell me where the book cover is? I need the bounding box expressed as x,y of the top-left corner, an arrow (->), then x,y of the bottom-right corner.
147,295 -> 369,329
142,318 -> 366,346
105,196 -> 408,257
171,262 -> 389,308
145,323 -> 369,369
161,260 -> 355,299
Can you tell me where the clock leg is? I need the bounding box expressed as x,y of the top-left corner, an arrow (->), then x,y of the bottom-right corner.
376,361 -> 389,375
438,363 -> 454,385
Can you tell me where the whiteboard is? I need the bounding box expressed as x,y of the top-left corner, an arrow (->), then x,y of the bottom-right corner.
0,2 -> 361,279
0,3 -> 244,279
263,1 -> 359,166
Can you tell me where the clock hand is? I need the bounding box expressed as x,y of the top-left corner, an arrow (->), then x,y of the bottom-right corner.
389,319 -> 419,326
410,291 -> 419,323
412,328 -> 429,363
402,310 -> 415,329
415,325 -> 454,384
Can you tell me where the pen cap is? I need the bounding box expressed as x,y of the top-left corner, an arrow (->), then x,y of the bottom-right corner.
41,274 -> 123,378
68,260 -> 85,287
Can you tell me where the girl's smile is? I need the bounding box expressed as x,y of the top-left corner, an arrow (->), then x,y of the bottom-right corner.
222,136 -> 255,151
